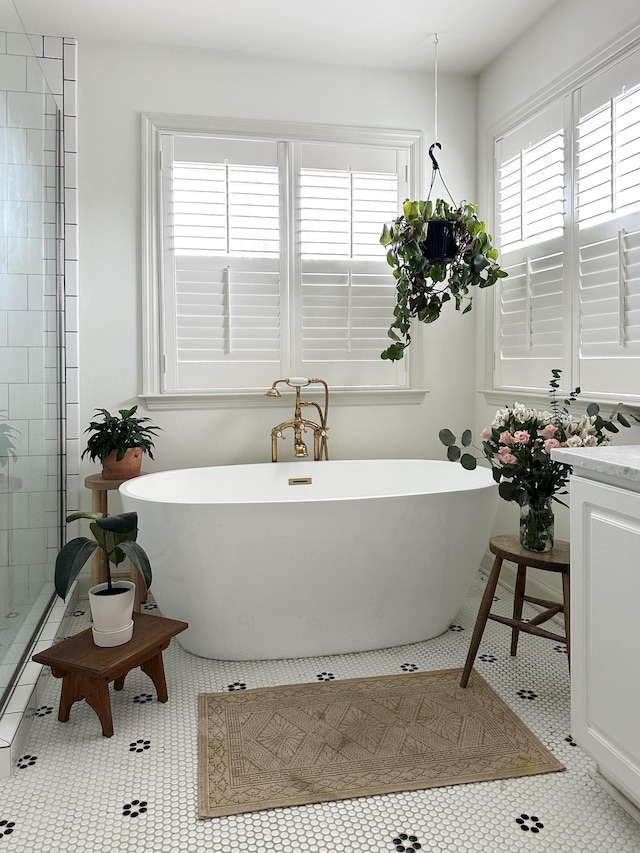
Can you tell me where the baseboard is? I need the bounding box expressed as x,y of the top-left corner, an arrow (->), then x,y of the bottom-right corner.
592,767 -> 640,825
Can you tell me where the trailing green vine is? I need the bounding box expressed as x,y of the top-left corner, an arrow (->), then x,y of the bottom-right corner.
379,198 -> 508,361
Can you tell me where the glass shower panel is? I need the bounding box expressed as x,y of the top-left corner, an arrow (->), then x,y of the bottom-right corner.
0,20 -> 64,709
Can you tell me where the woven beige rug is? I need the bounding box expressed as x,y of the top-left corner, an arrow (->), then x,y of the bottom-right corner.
198,667 -> 564,818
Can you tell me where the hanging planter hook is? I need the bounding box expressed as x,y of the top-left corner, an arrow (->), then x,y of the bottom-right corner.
429,142 -> 442,172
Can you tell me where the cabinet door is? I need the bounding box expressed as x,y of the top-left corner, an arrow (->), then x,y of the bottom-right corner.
571,476 -> 640,806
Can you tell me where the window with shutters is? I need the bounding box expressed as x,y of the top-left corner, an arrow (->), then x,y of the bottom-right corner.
492,39 -> 640,401
142,115 -> 421,403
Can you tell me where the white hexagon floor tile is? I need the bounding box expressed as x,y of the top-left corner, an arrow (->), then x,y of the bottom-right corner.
1,574 -> 640,853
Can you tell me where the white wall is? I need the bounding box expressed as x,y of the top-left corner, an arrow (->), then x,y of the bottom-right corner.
76,39 -> 479,496
474,0 -> 640,567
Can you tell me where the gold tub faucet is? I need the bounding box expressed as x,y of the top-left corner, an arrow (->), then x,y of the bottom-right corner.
265,378 -> 329,462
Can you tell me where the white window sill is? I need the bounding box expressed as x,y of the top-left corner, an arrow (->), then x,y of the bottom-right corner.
140,388 -> 429,411
480,388 -> 640,414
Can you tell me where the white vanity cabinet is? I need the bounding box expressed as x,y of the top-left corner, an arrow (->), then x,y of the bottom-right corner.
553,446 -> 640,813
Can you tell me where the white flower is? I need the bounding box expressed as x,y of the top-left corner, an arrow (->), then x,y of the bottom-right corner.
491,408 -> 509,428
537,410 -> 553,426
512,403 -> 534,424
566,435 -> 584,447
583,435 -> 598,446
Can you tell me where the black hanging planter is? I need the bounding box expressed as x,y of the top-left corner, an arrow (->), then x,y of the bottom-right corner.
422,219 -> 458,263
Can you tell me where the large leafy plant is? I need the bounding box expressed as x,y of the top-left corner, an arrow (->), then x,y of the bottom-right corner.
380,199 -> 508,361
82,405 -> 161,463
55,511 -> 152,599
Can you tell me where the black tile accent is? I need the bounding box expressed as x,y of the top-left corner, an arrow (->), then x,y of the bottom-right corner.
34,706 -> 54,717
16,755 -> 37,769
227,682 -> 247,691
133,694 -> 154,704
0,821 -> 15,836
122,800 -> 148,818
129,740 -> 151,753
516,814 -> 544,832
449,624 -> 465,632
517,689 -> 538,700
317,672 -> 335,681
392,832 -> 422,851
400,663 -> 418,672
478,654 -> 497,662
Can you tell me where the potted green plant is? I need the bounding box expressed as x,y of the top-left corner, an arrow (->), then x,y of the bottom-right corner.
82,405 -> 161,480
379,198 -> 508,361
55,511 -> 152,646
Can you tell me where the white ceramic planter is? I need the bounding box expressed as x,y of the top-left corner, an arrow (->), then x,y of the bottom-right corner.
89,581 -> 135,646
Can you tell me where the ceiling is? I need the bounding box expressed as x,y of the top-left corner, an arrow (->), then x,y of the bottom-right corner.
12,0 -> 563,74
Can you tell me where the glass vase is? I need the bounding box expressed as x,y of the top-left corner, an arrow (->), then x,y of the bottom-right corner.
519,498 -> 554,552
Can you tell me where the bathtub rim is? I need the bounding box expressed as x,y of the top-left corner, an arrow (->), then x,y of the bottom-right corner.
119,458 -> 497,506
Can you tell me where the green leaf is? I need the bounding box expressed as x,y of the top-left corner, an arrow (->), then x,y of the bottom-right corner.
617,413 -> 631,428
498,481 -> 515,501
55,538 -> 98,599
438,428 -> 456,446
460,453 -> 477,470
586,402 -> 599,416
118,541 -> 152,590
461,429 -> 473,446
94,512 -> 138,534
447,445 -> 461,461
65,511 -> 104,523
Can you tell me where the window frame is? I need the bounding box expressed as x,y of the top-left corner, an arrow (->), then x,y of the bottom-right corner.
485,24 -> 640,406
141,113 -> 426,410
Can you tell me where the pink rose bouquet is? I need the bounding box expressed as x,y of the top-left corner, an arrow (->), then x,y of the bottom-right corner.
439,369 -> 630,507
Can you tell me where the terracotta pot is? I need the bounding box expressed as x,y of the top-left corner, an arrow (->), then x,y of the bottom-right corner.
102,447 -> 143,481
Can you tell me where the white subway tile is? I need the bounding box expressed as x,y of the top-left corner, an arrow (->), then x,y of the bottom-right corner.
0,347 -> 27,383
0,275 -> 28,310
0,54 -> 26,92
6,92 -> 45,131
0,126 -> 27,164
6,33 -> 35,57
43,37 -> 63,60
9,528 -> 46,567
64,330 -> 78,367
7,309 -> 44,345
8,382 -> 46,420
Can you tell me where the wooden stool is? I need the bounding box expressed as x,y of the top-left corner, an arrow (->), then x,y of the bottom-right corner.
460,534 -> 570,687
84,473 -> 148,609
32,613 -> 188,737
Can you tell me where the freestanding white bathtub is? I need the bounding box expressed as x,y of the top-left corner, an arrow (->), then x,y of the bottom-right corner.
120,459 -> 498,660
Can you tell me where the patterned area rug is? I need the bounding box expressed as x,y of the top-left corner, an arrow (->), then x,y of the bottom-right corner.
198,667 -> 564,818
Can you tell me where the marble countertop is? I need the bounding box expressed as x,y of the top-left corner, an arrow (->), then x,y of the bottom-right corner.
551,445 -> 640,485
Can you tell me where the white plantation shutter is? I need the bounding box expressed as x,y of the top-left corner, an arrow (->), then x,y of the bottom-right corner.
494,100 -> 567,389
161,134 -> 283,390
294,143 -> 408,387
576,61 -> 640,396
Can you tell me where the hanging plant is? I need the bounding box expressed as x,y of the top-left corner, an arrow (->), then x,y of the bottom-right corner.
379,197 -> 508,361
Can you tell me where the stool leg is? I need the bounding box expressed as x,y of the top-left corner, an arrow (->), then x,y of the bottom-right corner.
460,556 -> 503,688
562,569 -> 571,671
141,653 -> 168,703
511,563 -> 527,657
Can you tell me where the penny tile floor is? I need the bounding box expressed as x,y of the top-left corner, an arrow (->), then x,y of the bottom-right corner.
1,574 -> 640,852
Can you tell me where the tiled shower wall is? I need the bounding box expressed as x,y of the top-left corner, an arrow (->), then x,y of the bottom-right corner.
0,30 -> 78,775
